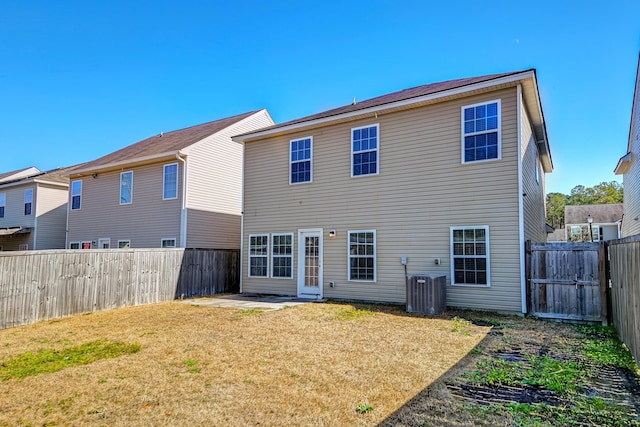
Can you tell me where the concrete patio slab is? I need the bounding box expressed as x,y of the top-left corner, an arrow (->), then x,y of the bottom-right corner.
181,294 -> 322,311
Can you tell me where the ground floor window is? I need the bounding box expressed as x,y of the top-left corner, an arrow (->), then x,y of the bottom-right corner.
271,233 -> 293,278
249,234 -> 268,277
451,226 -> 490,286
69,242 -> 80,249
161,238 -> 176,248
348,230 -> 376,281
82,241 -> 91,250
118,240 -> 131,249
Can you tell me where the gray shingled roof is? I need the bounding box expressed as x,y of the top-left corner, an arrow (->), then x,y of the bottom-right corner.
565,204 -> 624,224
78,110 -> 261,171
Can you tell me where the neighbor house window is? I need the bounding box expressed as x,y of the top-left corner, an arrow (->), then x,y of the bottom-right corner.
163,163 -> 178,200
161,238 -> 177,248
462,100 -> 500,163
451,226 -> 490,286
271,233 -> 293,278
18,244 -> 28,251
290,137 -> 312,184
71,180 -> 82,210
348,230 -> 376,281
352,124 -> 379,177
248,234 -> 268,277
120,171 -> 133,205
24,189 -> 33,215
0,193 -> 5,218
118,240 -> 131,249
82,241 -> 92,249
571,226 -> 581,236
69,242 -> 80,249
98,238 -> 110,249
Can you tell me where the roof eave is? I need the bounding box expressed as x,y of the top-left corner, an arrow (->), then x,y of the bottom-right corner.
68,150 -> 187,177
614,152 -> 633,175
233,70 -> 539,143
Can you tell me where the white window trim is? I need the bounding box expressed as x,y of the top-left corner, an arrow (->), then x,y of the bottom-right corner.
98,238 -> 111,249
535,156 -> 541,184
461,99 -> 501,164
24,188 -> 33,216
0,193 -> 5,218
120,171 -> 133,205
71,180 -> 82,210
450,225 -> 491,287
289,137 -> 313,185
81,241 -> 92,250
163,163 -> 179,200
248,234 -> 269,278
347,229 -> 377,282
161,238 -> 177,248
270,232 -> 294,279
69,242 -> 80,249
351,124 -> 380,178
118,240 -> 131,249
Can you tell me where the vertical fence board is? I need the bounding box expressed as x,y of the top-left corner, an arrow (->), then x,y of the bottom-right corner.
0,248 -> 239,330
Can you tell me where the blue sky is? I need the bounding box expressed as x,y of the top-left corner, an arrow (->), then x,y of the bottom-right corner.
1,1 -> 639,195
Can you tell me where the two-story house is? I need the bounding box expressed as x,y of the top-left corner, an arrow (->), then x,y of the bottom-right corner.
66,110 -> 273,249
0,167 -> 75,250
564,204 -> 623,242
233,70 -> 552,314
615,53 -> 640,237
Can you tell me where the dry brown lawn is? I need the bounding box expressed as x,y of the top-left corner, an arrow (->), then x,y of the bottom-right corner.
0,301 -> 489,426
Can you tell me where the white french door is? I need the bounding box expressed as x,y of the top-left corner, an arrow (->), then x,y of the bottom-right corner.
297,229 -> 323,299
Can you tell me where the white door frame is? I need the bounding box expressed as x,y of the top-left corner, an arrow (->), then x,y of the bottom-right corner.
297,228 -> 323,299
98,238 -> 110,249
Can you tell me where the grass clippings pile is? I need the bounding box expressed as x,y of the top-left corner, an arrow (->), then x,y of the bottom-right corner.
0,301 -> 488,426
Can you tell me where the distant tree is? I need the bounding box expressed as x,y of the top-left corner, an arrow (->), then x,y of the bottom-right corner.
546,181 -> 623,229
546,192 -> 568,228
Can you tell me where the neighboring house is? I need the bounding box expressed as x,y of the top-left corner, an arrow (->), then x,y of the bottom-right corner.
233,70 -> 552,314
615,53 -> 640,237
0,167 -> 76,251
66,110 -> 273,250
564,204 -> 623,242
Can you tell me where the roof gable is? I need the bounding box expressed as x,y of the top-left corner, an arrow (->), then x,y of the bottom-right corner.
0,166 -> 41,184
77,110 -> 262,173
565,204 -> 624,224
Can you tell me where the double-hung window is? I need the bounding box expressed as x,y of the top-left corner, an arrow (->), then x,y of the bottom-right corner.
118,240 -> 131,249
451,226 -> 490,286
163,163 -> 178,199
71,180 -> 82,210
24,189 -> 33,215
271,233 -> 293,278
352,124 -> 379,177
290,137 -> 312,184
348,230 -> 376,281
120,171 -> 133,205
161,238 -> 176,248
462,100 -> 500,163
249,234 -> 269,277
0,193 -> 5,218
69,242 -> 80,249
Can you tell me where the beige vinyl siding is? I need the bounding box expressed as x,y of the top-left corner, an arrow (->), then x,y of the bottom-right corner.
243,88 -> 524,312
67,162 -> 181,248
34,183 -> 68,249
622,70 -> 640,236
520,101 -> 548,242
186,209 -> 241,249
0,184 -> 36,250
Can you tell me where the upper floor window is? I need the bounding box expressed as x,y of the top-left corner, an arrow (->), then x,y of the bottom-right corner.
462,100 -> 501,163
0,193 -> 5,218
290,137 -> 312,184
24,189 -> 33,215
161,238 -> 177,248
352,124 -> 379,177
120,171 -> 133,205
348,230 -> 376,281
271,233 -> 293,278
163,163 -> 178,200
118,240 -> 131,249
71,180 -> 82,210
451,226 -> 490,286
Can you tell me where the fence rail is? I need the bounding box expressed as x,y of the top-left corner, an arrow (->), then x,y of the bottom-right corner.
608,234 -> 640,366
0,248 -> 239,329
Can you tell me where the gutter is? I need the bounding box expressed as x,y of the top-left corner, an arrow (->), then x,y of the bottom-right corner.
517,84 -> 527,314
69,150 -> 182,177
239,141 -> 245,293
175,153 -> 188,248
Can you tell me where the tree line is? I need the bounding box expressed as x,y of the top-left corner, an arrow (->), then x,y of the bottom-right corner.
546,181 -> 623,229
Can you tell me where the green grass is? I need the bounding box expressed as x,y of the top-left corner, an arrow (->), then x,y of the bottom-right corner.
334,306 -> 376,321
0,340 -> 141,380
235,308 -> 264,317
506,399 -> 640,427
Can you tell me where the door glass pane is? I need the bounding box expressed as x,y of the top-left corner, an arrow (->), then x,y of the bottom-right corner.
305,236 -> 319,287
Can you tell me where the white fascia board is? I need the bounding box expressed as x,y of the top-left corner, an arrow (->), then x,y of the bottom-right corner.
233,71 -> 537,142
68,150 -> 186,177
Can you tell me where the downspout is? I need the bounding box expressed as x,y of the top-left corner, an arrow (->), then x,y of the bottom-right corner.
176,153 -> 187,248
517,84 -> 527,314
65,182 -> 70,249
239,142 -> 245,293
32,184 -> 38,250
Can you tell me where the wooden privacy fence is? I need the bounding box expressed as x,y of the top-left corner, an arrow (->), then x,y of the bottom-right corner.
526,241 -> 607,323
0,248 -> 239,329
608,235 -> 640,366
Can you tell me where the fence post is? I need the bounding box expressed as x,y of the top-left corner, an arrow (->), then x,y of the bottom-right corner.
599,241 -> 609,326
525,240 -> 532,315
